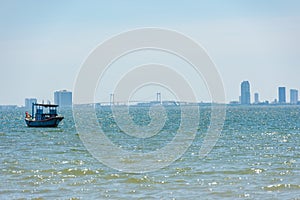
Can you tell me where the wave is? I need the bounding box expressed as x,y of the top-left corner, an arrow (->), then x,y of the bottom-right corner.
262,184 -> 300,191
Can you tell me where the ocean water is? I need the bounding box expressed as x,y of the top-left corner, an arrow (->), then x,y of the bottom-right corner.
0,106 -> 299,199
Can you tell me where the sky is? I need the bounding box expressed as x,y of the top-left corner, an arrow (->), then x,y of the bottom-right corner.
0,0 -> 300,105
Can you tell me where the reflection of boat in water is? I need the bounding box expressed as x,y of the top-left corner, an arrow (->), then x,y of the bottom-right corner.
25,103 -> 64,127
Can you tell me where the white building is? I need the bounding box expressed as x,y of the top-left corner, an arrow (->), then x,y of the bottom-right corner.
290,89 -> 298,105
54,90 -> 72,107
241,81 -> 251,105
254,93 -> 259,104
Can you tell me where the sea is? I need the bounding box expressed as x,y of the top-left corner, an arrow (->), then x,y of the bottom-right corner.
0,105 -> 299,199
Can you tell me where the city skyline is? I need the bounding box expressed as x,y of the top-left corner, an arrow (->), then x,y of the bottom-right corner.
237,80 -> 300,105
1,1 -> 300,105
7,80 -> 300,107
5,81 -> 300,107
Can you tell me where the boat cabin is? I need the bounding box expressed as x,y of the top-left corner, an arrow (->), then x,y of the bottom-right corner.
32,103 -> 59,120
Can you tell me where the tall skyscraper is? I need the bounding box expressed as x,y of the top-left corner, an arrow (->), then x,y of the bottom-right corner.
290,89 -> 298,104
240,81 -> 251,105
25,98 -> 37,109
278,87 -> 286,104
54,90 -> 72,107
254,93 -> 259,104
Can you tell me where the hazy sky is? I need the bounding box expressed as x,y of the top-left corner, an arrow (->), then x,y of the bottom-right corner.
1,0 -> 300,105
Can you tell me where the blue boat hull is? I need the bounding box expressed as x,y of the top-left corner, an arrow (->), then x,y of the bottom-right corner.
25,117 -> 64,127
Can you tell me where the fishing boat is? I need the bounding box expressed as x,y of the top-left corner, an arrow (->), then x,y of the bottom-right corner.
25,103 -> 64,127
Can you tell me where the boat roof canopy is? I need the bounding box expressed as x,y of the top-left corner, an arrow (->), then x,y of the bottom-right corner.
33,103 -> 59,107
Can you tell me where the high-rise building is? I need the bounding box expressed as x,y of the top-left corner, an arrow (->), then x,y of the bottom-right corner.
290,89 -> 298,105
54,90 -> 72,107
240,81 -> 251,105
254,93 -> 259,104
25,98 -> 37,109
278,87 -> 286,104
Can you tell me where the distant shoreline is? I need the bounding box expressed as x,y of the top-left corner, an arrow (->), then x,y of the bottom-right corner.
1,102 -> 300,110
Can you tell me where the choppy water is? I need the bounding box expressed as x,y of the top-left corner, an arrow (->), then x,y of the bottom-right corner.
0,106 -> 299,199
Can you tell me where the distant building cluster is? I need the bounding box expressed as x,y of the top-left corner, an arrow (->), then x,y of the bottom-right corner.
25,98 -> 37,109
24,90 -> 72,108
232,81 -> 299,105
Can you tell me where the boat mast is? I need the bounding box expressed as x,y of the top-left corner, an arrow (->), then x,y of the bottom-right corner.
32,103 -> 34,119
